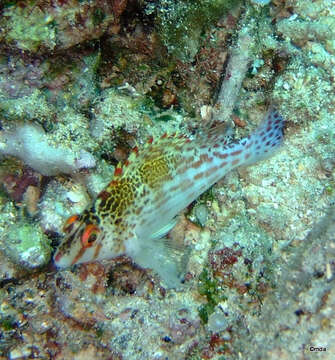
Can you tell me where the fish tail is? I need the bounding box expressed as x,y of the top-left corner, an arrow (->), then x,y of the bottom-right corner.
242,108 -> 285,166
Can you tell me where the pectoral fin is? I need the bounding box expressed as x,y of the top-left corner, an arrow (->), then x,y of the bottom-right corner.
149,216 -> 179,241
126,217 -> 187,288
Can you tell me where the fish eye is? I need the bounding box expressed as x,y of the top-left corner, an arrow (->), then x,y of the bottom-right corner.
81,224 -> 100,248
63,214 -> 80,233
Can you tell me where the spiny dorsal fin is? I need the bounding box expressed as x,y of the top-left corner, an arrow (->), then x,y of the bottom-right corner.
120,131 -> 192,177
113,161 -> 123,177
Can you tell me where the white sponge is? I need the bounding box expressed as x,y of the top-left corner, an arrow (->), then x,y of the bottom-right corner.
0,124 -> 96,176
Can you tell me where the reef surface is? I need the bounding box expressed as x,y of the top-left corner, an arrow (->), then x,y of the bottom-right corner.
0,0 -> 334,359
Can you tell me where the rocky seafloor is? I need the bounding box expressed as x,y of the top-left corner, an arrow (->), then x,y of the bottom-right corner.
0,0 -> 335,359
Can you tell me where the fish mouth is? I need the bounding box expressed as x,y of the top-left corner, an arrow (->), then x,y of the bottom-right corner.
53,250 -> 69,268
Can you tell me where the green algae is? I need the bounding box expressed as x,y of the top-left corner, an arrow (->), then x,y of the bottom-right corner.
197,268 -> 227,324
0,316 -> 16,331
4,222 -> 52,269
0,202 -> 52,269
3,2 -> 57,52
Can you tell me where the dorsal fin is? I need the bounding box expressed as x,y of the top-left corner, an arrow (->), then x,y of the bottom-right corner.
120,131 -> 193,177
113,162 -> 123,177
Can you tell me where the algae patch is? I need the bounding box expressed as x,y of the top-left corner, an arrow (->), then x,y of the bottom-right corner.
3,4 -> 56,52
6,223 -> 51,268
0,209 -> 52,269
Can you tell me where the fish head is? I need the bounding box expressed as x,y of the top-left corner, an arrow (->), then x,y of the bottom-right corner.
53,211 -> 105,268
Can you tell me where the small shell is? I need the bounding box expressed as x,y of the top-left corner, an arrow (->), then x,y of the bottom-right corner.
194,203 -> 209,227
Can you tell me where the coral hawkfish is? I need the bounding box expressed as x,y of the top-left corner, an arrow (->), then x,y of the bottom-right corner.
54,109 -> 284,287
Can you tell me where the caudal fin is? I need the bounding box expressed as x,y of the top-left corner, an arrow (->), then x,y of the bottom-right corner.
243,108 -> 284,165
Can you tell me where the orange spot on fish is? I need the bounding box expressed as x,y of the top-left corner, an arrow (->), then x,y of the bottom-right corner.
93,242 -> 103,260
98,190 -> 110,201
114,167 -> 123,176
192,159 -> 202,169
214,151 -> 229,159
232,115 -> 247,128
194,172 -> 205,180
109,180 -> 119,187
63,214 -> 79,233
231,149 -> 242,156
207,166 -> 219,176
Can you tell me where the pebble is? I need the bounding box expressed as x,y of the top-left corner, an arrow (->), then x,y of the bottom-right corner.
9,345 -> 32,359
194,203 -> 208,227
23,185 -> 40,216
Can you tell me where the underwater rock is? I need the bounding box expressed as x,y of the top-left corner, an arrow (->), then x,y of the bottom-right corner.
0,0 -> 127,54
39,180 -> 90,233
90,88 -> 145,139
271,0 -> 335,123
3,222 -> 51,269
194,203 -> 209,227
0,89 -> 55,122
152,0 -> 242,61
0,56 -> 49,99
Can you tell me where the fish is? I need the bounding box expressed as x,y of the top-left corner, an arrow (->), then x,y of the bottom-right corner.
54,109 -> 284,287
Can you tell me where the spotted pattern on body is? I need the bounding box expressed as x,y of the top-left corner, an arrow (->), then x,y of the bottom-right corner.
54,109 -> 285,282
